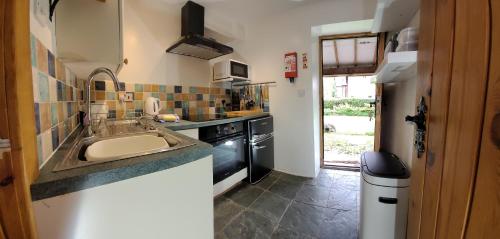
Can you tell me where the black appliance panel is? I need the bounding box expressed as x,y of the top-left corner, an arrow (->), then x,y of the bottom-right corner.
199,121 -> 244,140
248,116 -> 273,137
210,134 -> 246,184
181,1 -> 204,36
249,137 -> 274,183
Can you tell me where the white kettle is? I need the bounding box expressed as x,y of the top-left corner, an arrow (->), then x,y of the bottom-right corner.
145,97 -> 161,116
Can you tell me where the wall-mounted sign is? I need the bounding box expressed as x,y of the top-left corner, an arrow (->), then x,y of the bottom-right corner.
284,52 -> 298,83
302,53 -> 308,69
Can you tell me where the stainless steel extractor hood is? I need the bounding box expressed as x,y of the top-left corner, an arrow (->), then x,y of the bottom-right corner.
166,1 -> 233,60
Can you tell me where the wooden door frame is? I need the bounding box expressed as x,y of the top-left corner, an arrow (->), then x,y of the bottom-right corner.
318,33 -> 385,168
0,0 -> 39,238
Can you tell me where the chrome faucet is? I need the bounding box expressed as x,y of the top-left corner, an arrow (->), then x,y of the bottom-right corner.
86,67 -> 121,136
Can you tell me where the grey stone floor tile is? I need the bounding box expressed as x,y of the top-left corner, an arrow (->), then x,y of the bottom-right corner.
215,232 -> 228,239
249,191 -> 291,223
279,201 -> 340,238
270,170 -> 285,178
215,170 -> 361,239
223,210 -> 276,239
304,176 -> 334,188
268,178 -> 303,199
255,174 -> 279,190
224,183 -> 264,207
327,188 -> 358,210
280,173 -> 310,183
332,175 -> 360,191
214,197 -> 245,233
294,185 -> 331,207
271,226 -> 317,239
319,210 -> 359,239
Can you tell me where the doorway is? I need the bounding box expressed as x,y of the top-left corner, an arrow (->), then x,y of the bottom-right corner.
323,75 -> 375,168
319,32 -> 384,170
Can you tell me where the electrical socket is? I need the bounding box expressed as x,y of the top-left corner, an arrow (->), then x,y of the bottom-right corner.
124,92 -> 134,102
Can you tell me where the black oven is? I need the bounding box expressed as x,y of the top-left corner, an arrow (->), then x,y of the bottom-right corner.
199,122 -> 246,184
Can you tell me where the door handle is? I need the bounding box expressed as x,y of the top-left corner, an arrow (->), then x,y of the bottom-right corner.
0,176 -> 13,187
253,145 -> 267,150
406,97 -> 427,158
378,197 -> 398,204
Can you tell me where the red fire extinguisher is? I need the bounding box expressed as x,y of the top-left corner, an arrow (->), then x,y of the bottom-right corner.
284,52 -> 298,83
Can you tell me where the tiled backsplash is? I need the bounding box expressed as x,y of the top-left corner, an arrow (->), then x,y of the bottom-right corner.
90,81 -> 232,119
30,34 -> 271,168
31,34 -> 84,167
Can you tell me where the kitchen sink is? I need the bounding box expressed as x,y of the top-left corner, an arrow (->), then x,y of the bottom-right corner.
84,133 -> 170,162
53,119 -> 195,171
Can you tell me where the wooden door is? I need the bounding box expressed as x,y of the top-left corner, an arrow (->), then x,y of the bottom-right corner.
407,0 -> 496,238
464,0 -> 500,237
0,0 -> 39,238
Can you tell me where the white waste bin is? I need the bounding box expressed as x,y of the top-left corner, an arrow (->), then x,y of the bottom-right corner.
359,152 -> 410,239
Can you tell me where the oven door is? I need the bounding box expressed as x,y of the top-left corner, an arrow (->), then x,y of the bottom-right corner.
249,135 -> 274,183
209,134 -> 246,184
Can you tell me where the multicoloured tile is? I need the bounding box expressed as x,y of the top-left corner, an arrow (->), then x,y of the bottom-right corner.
38,72 -> 50,102
36,39 -> 48,74
48,51 -> 56,78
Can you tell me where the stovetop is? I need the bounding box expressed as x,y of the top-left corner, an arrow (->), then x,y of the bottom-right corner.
181,114 -> 231,122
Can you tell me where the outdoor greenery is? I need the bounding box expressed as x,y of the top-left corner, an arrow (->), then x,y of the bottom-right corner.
324,133 -> 374,155
324,98 -> 374,116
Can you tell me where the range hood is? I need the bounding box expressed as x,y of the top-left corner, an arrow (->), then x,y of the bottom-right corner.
166,1 -> 233,60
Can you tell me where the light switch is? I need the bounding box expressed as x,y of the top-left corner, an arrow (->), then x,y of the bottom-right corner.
297,89 -> 306,98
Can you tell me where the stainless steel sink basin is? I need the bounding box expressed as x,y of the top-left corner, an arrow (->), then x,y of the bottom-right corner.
85,134 -> 170,161
53,119 -> 195,171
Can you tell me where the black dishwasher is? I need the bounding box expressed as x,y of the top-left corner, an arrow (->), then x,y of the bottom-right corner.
199,122 -> 246,184
247,116 -> 274,184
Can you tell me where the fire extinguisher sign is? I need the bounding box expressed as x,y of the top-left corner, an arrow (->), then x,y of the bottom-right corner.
284,52 -> 298,80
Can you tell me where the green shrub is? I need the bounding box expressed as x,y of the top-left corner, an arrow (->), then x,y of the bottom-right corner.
323,98 -> 375,117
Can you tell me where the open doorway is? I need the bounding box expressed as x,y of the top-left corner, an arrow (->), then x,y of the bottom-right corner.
319,33 -> 384,170
323,75 -> 375,168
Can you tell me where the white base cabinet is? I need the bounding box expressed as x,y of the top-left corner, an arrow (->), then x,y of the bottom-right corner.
33,156 -> 214,239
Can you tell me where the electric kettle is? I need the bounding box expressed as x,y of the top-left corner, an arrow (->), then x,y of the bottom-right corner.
145,97 -> 161,116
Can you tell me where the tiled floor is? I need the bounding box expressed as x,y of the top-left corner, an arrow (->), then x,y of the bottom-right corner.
214,169 -> 360,239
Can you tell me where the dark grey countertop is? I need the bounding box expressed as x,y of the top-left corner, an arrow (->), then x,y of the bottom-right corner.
162,113 -> 270,131
31,113 -> 269,201
31,126 -> 212,201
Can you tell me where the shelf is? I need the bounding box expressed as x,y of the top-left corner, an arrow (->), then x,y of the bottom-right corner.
232,81 -> 276,87
375,51 -> 417,83
371,0 -> 420,33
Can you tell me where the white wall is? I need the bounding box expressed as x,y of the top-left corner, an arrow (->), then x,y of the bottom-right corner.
380,11 -> 420,168
234,0 -> 376,177
118,1 -> 211,86
30,0 -> 55,51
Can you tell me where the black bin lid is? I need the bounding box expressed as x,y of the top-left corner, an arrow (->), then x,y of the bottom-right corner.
361,152 -> 410,179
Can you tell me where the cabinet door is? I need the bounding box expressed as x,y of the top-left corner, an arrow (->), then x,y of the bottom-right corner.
56,0 -> 123,79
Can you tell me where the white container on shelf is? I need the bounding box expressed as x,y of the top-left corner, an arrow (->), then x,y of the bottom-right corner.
396,40 -> 418,52
397,27 -> 419,43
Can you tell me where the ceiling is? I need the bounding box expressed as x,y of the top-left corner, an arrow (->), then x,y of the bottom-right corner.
154,0 -> 330,24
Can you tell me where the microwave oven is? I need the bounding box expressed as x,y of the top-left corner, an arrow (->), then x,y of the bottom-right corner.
213,59 -> 249,82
